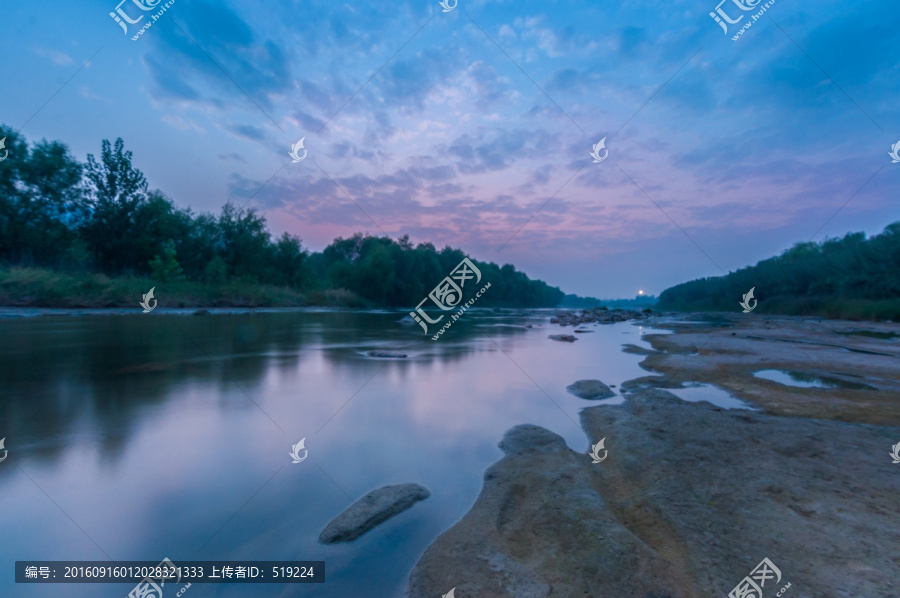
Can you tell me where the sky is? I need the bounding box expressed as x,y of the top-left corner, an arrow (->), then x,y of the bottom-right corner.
1,0 -> 898,298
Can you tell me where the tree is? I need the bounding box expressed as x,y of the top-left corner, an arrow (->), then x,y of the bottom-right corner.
0,128 -> 83,265
81,138 -> 149,272
270,233 -> 308,287
216,203 -> 271,282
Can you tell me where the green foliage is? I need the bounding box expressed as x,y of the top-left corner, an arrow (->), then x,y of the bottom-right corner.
203,256 -> 228,285
149,239 -> 185,282
0,127 -> 564,308
657,224 -> 900,321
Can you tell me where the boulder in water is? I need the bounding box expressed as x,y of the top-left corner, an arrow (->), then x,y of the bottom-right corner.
319,483 -> 430,544
566,379 -> 615,400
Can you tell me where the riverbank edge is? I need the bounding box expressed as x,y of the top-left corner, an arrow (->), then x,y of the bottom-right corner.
0,266 -> 368,308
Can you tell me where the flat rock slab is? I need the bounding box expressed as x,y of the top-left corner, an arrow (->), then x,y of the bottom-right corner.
566,379 -> 615,400
320,483 -> 430,544
406,389 -> 900,597
547,334 -> 577,342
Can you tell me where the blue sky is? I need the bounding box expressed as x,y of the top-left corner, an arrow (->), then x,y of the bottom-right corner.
1,0 -> 898,297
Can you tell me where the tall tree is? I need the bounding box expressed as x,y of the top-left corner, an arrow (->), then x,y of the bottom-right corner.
81,138 -> 149,272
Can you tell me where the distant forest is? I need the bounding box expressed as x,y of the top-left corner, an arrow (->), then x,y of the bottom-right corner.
658,223 -> 900,321
559,293 -> 658,309
0,126 -> 563,308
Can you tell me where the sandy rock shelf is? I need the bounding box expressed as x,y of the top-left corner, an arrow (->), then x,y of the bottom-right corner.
407,389 -> 900,597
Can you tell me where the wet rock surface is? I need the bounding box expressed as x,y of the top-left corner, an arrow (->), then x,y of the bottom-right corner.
406,389 -> 900,597
548,334 -> 577,342
320,483 -> 430,544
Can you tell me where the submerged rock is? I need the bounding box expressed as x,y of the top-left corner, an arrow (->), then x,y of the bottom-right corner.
566,379 -> 615,400
548,334 -> 577,342
319,483 -> 430,544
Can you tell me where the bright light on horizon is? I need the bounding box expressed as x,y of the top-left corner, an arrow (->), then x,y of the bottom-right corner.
638,290 -> 644,295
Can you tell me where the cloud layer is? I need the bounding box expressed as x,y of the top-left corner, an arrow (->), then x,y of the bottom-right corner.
3,0 -> 898,296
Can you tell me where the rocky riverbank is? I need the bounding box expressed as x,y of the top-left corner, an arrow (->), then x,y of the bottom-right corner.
633,312 -> 900,426
407,389 -> 900,597
406,313 -> 900,597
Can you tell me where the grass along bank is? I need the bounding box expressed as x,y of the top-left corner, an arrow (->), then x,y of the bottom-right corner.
0,267 -> 367,309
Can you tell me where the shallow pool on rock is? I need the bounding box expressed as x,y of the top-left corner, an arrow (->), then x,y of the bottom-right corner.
753,369 -> 875,390
668,384 -> 754,410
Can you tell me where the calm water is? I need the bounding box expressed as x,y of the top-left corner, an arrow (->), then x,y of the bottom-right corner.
1,309 -> 675,598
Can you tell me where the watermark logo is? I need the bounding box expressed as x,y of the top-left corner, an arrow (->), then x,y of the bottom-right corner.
289,138 -> 307,163
140,287 -> 157,313
442,589 -> 456,598
110,0 -> 160,34
0,138 -> 8,162
710,0 -> 776,40
890,442 -> 900,464
889,141 -> 900,164
409,258 -> 490,339
126,557 -> 187,598
0,437 -> 7,463
589,438 -> 608,463
710,0 -> 759,33
110,0 -> 176,41
589,138 -> 608,163
729,557 -> 790,598
439,0 -> 457,12
290,438 -> 308,463
739,287 -> 757,313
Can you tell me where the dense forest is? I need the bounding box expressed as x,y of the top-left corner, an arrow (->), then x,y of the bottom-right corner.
657,224 -> 900,321
0,125 -> 563,308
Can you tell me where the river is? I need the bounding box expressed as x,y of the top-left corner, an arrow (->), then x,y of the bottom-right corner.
0,308 -> 690,598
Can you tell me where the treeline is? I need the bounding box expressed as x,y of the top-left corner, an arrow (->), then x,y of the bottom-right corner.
0,126 -> 563,308
558,293 -> 658,309
657,223 -> 900,320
